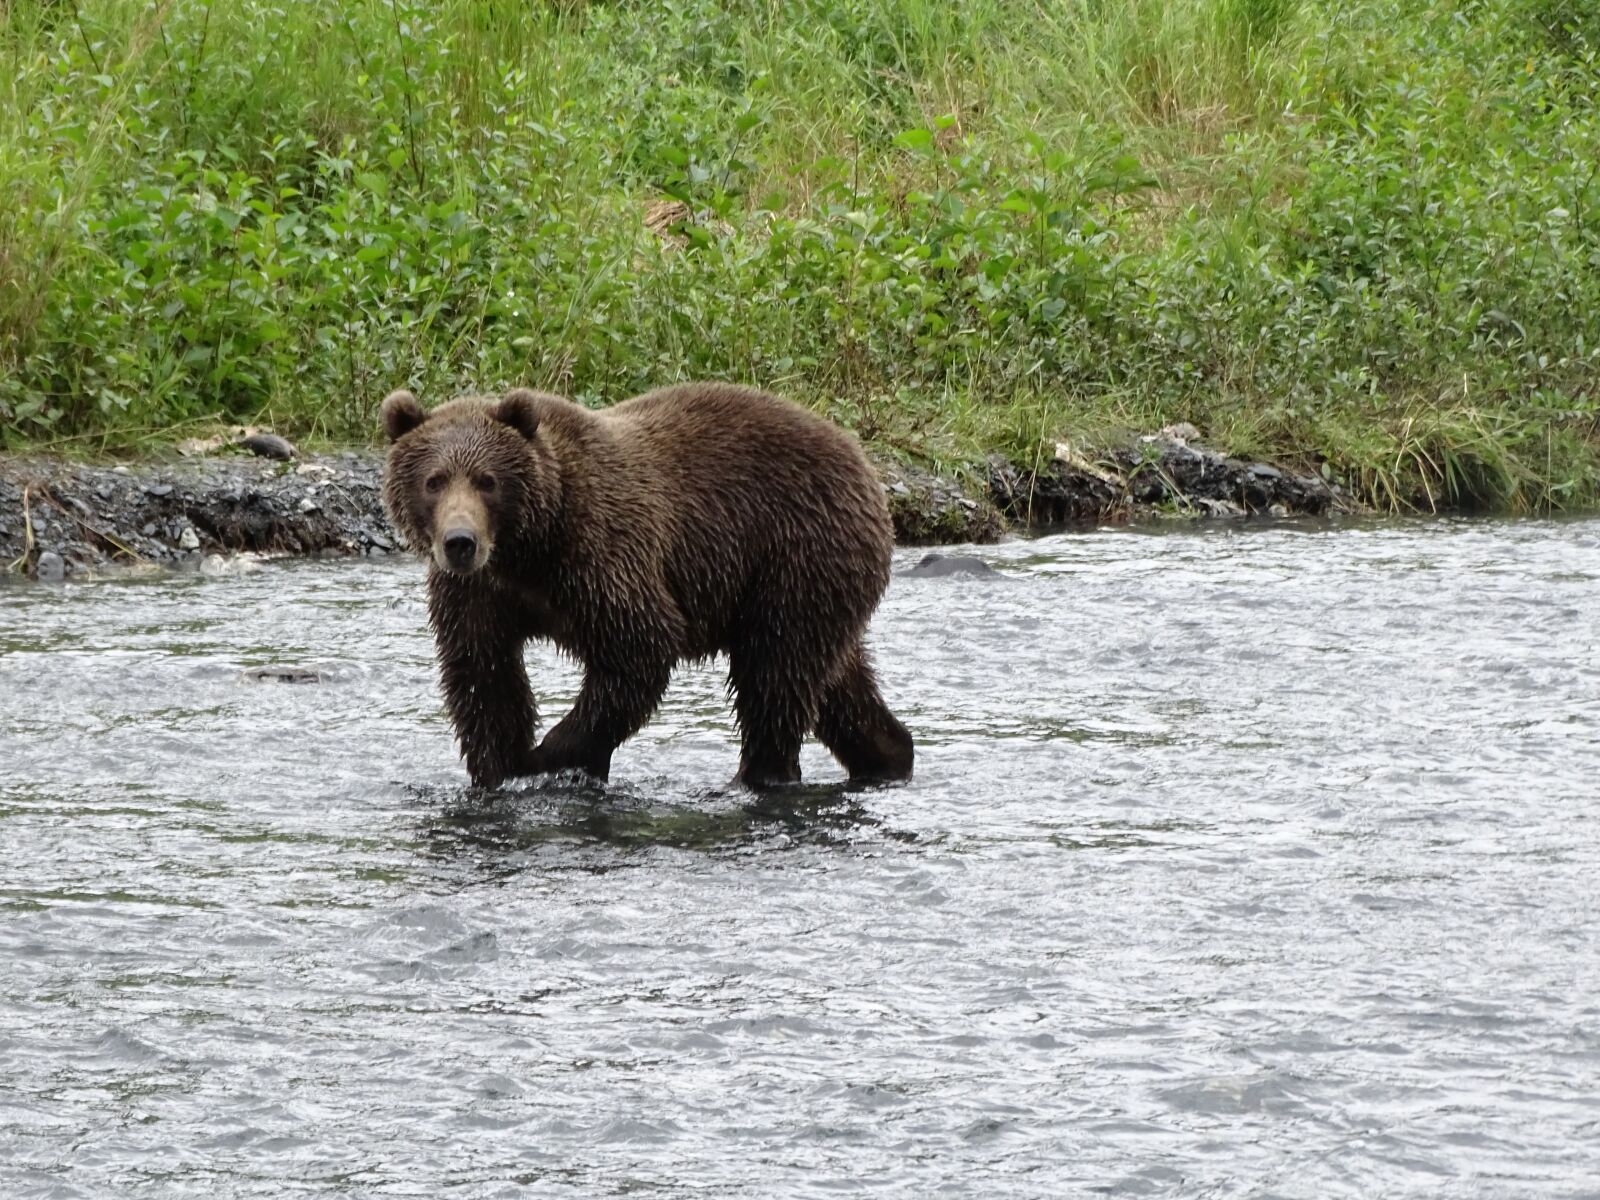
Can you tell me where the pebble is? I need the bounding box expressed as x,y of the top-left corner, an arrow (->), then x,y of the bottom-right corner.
299,497 -> 321,514
146,483 -> 173,498
35,551 -> 65,582
179,526 -> 200,550
141,523 -> 156,536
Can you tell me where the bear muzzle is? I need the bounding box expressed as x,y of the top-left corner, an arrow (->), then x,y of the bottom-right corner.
441,528 -> 481,572
431,487 -> 494,573
434,527 -> 491,573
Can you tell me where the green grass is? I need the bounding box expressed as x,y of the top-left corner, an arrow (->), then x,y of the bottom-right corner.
2,0 -> 1598,512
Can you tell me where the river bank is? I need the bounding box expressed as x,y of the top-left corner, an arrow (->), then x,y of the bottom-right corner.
0,430 -> 1347,579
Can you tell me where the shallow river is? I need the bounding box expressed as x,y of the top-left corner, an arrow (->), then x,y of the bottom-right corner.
3,519 -> 1599,1198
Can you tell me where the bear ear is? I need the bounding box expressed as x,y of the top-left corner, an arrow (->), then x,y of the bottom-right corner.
381,389 -> 427,443
490,389 -> 542,440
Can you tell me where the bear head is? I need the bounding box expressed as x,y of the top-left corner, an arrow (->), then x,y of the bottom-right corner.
379,388 -> 559,575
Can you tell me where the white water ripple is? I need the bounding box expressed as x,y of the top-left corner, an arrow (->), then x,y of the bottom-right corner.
2,517 -> 1599,1197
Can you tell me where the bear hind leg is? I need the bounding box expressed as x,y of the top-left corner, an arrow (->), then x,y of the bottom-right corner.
815,645 -> 913,784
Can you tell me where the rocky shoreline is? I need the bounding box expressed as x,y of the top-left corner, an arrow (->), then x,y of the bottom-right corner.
0,429 -> 1349,580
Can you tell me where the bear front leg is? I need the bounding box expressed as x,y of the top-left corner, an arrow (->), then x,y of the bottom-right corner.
526,659 -> 672,782
428,570 -> 538,788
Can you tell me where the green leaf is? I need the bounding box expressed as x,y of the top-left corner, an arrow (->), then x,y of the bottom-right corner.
894,128 -> 935,155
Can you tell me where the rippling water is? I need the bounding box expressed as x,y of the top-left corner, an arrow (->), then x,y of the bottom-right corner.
4,519 -> 1600,1198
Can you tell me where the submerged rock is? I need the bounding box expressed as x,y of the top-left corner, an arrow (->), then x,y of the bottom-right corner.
904,553 -> 1003,579
243,666 -> 326,684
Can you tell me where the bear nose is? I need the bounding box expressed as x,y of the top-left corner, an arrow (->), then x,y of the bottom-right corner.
442,528 -> 478,569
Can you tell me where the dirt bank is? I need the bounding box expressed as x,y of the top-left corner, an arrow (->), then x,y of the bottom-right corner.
0,430 -> 1349,579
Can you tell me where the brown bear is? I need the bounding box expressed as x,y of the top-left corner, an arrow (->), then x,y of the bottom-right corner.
380,382 -> 914,791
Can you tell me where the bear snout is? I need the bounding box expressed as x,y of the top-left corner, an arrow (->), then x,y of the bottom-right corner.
441,528 -> 480,571
430,483 -> 494,573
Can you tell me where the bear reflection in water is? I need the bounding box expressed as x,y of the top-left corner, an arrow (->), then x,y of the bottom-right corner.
381,382 -> 915,791
415,775 -> 917,868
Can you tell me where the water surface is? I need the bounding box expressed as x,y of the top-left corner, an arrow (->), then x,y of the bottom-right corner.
3,519 -> 1599,1197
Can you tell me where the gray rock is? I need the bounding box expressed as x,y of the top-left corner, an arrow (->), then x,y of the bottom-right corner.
35,551 -> 65,582
240,432 -> 296,461
905,552 -> 1002,579
141,523 -> 156,536
146,483 -> 173,498
178,526 -> 200,551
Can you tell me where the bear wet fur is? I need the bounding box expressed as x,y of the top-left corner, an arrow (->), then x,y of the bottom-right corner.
380,382 -> 914,790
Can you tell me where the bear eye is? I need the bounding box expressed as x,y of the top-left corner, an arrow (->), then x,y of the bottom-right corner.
424,472 -> 447,494
475,474 -> 496,494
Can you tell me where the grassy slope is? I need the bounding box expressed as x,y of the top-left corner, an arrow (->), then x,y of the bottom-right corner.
1,0 -> 1597,511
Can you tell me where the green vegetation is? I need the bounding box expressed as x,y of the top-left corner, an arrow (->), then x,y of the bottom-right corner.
1,0 -> 1597,511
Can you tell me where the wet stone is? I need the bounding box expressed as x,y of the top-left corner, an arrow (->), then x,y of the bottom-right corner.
906,553 -> 1002,579
146,483 -> 173,498
34,551 -> 65,582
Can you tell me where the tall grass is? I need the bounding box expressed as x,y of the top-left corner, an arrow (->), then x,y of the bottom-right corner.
1,0 -> 1597,511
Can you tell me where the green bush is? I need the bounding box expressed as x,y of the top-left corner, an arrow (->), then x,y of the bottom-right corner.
1,0 -> 1597,510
